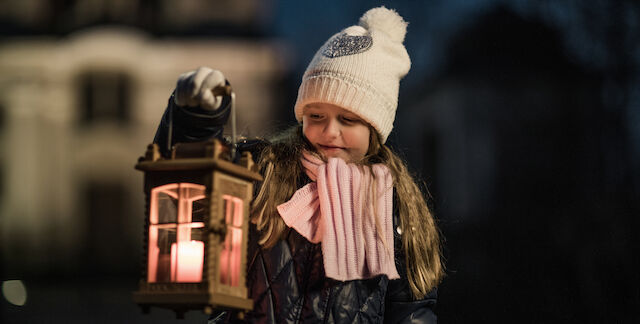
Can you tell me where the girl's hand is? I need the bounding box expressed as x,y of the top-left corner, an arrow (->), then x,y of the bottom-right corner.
174,67 -> 226,110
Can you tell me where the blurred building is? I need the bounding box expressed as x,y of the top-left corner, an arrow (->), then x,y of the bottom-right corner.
0,0 -> 288,280
395,6 -> 639,323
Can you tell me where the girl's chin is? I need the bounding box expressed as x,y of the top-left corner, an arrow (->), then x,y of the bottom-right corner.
319,148 -> 355,163
320,149 -> 356,163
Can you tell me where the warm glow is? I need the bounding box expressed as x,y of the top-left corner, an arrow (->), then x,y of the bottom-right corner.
147,231 -> 159,283
148,183 -> 206,283
219,195 -> 244,286
170,241 -> 205,282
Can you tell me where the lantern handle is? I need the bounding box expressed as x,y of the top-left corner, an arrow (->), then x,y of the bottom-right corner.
211,85 -> 237,161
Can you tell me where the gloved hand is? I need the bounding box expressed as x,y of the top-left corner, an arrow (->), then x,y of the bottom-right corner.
174,67 -> 226,110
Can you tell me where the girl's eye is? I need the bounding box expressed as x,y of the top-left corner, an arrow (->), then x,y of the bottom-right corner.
309,114 -> 322,119
341,116 -> 359,123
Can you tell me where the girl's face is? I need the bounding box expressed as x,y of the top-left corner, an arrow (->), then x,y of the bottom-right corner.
302,103 -> 371,163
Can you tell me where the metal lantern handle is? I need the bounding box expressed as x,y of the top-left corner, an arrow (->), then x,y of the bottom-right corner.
211,85 -> 237,161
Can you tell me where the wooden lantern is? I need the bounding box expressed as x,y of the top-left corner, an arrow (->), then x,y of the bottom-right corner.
133,139 -> 261,317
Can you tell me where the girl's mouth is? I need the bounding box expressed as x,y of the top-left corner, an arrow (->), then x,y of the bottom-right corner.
318,144 -> 345,151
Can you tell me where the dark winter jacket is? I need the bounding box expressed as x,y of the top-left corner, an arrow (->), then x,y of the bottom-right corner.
153,94 -> 438,323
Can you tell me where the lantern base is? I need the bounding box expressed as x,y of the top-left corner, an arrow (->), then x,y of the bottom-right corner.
133,291 -> 253,313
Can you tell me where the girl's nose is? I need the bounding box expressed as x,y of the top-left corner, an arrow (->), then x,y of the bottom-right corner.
323,118 -> 340,138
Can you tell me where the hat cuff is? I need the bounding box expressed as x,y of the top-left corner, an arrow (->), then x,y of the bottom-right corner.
294,73 -> 395,142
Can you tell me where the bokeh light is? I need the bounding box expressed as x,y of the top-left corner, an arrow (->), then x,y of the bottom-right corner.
2,280 -> 27,306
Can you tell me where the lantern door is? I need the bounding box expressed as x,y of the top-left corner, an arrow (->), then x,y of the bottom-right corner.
147,183 -> 207,283
210,171 -> 252,299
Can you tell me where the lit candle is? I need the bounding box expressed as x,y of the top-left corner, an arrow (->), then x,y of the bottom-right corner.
170,240 -> 204,282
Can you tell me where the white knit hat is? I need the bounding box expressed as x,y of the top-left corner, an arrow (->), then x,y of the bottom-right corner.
294,6 -> 411,143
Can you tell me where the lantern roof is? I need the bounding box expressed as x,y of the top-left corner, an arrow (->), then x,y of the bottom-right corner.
136,158 -> 262,182
135,140 -> 263,182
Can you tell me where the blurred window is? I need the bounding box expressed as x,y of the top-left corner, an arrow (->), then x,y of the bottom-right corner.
78,70 -> 131,126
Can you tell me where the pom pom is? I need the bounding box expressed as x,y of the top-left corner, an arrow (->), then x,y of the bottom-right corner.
359,6 -> 408,43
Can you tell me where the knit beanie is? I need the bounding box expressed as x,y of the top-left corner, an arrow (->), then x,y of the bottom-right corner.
294,6 -> 411,143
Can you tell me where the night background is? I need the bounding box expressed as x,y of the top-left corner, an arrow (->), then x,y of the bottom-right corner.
1,0 -> 639,323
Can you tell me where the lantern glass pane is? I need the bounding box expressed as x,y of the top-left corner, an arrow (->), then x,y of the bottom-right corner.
156,188 -> 178,224
147,224 -> 176,283
220,195 -> 244,287
148,183 -> 207,283
192,196 -> 207,224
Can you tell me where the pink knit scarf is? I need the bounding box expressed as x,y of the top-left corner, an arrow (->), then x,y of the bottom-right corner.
277,152 -> 399,281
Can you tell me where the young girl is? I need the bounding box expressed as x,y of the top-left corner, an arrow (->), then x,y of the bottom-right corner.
154,7 -> 443,323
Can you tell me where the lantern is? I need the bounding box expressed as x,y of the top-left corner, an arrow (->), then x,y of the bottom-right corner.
133,138 -> 261,317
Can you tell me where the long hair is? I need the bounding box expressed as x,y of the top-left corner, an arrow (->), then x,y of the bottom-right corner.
251,125 -> 444,299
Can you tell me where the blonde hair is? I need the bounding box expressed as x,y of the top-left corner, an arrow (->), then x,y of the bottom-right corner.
251,126 -> 444,299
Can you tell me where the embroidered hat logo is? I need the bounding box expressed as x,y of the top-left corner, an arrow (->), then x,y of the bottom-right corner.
321,33 -> 373,58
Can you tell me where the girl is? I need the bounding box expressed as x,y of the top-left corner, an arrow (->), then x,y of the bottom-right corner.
154,7 -> 443,323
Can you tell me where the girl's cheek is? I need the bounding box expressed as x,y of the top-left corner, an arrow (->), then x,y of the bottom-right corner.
302,126 -> 317,144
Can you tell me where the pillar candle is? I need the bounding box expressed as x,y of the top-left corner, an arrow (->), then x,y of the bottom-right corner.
170,240 -> 204,282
